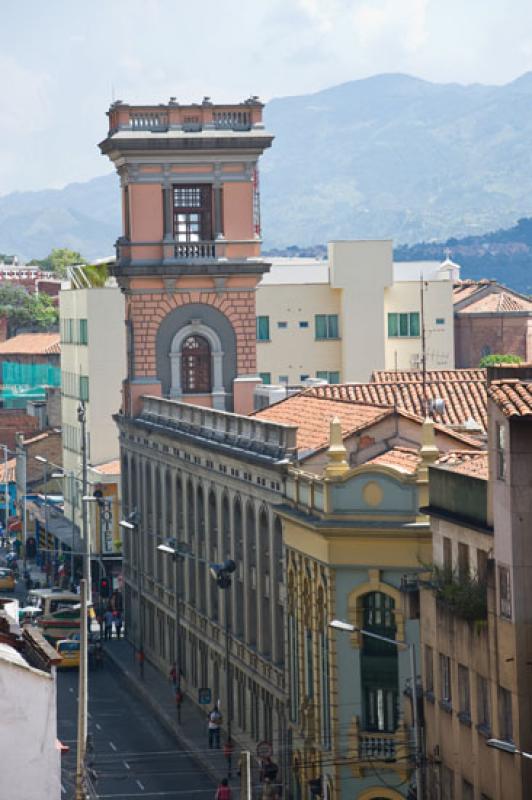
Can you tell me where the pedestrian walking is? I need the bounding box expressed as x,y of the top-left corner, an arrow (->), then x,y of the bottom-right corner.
214,778 -> 231,800
114,610 -> 123,639
169,662 -> 178,688
103,608 -> 114,640
208,705 -> 222,749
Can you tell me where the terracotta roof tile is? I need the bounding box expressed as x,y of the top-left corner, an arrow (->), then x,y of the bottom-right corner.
371,369 -> 486,383
253,396 -> 392,453
0,332 -> 60,356
0,457 -> 16,482
308,377 -> 487,431
488,380 -> 532,417
92,459 -> 121,476
435,451 -> 489,480
365,447 -> 421,474
459,292 -> 532,313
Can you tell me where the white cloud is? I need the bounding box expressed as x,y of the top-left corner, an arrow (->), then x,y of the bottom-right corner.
352,0 -> 428,52
0,56 -> 51,133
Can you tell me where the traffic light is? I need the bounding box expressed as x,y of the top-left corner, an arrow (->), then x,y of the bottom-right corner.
100,576 -> 110,598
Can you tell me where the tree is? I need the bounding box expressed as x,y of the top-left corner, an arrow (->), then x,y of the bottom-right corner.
0,284 -> 58,336
28,248 -> 85,278
479,353 -> 523,368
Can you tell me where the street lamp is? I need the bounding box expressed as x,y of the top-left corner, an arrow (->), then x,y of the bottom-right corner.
487,739 -> 532,759
210,558 -> 237,779
120,511 -> 143,678
329,619 -> 423,800
157,538 -> 191,723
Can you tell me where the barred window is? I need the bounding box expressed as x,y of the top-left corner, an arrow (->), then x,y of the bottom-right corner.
181,335 -> 211,393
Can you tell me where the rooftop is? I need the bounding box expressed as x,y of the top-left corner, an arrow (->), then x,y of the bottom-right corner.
435,450 -> 489,480
488,379 -> 532,417
307,376 -> 487,431
365,446 -> 421,474
0,332 -> 60,356
453,279 -> 532,313
91,459 -> 121,476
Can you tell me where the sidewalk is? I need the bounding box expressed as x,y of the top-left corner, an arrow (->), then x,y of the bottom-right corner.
103,637 -> 242,797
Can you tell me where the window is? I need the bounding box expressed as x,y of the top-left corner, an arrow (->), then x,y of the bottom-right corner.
477,549 -> 488,585
316,371 -> 340,383
458,664 -> 471,722
172,184 -> 211,241
278,375 -> 288,384
361,592 -> 398,733
256,316 -> 270,341
79,376 -> 89,402
424,645 -> 434,695
440,653 -> 452,707
443,536 -> 452,573
305,628 -> 314,698
315,314 -> 339,340
181,335 -> 211,393
441,766 -> 454,800
79,319 -> 88,345
499,687 -> 513,742
496,423 -> 506,479
299,321 -> 309,328
458,543 -> 470,580
277,321 -> 288,329
499,565 -> 512,619
477,675 -> 491,731
462,780 -> 474,800
435,317 -> 445,325
387,312 -> 420,337
259,372 -> 271,384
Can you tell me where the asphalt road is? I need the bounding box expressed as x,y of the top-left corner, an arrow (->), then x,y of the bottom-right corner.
57,660 -> 216,800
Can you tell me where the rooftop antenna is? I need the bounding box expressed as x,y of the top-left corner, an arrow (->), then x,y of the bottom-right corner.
420,273 -> 428,417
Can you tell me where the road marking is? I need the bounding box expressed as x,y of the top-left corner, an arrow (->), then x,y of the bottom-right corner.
61,784 -> 66,795
124,761 -> 130,770
87,711 -> 92,719
136,780 -> 145,791
109,741 -> 117,751
96,723 -> 102,731
69,687 -> 74,693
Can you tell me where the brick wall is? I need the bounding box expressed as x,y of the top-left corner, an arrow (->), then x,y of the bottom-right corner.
128,289 -> 257,378
455,315 -> 531,368
0,411 -> 40,451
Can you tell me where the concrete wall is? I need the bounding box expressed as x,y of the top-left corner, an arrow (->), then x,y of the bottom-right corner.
256,283 -> 341,383
0,657 -> 60,800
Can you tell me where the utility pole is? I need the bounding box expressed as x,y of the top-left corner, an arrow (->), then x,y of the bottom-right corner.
240,751 -> 252,800
78,402 -> 91,599
75,578 -> 88,800
420,274 -> 428,418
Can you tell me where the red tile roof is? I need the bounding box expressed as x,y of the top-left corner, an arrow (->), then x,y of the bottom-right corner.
254,396 -> 392,453
371,369 -> 486,383
436,451 -> 489,480
307,378 -> 487,431
488,380 -> 532,418
459,292 -> 532,313
92,459 -> 121,476
365,447 -> 421,474
0,332 -> 60,355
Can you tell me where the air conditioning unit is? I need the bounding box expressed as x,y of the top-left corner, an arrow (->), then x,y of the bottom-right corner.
254,384 -> 288,410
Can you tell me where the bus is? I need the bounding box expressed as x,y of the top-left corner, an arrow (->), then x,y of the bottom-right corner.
27,588 -> 81,643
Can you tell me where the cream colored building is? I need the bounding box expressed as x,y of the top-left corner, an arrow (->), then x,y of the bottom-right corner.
256,241 -> 457,385
59,287 -> 126,547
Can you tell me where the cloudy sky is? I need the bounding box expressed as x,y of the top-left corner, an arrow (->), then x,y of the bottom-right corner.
2,0 -> 532,195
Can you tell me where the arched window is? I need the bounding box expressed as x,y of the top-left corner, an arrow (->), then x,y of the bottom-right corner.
181,335 -> 211,393
361,592 -> 399,733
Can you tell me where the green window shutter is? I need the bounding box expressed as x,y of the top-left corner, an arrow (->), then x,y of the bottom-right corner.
409,312 -> 420,337
329,371 -> 340,383
256,316 -> 269,341
327,315 -> 339,338
79,376 -> 89,401
79,319 -> 88,345
315,315 -> 327,339
399,313 -> 409,336
259,372 -> 271,384
316,371 -> 328,380
387,313 -> 398,337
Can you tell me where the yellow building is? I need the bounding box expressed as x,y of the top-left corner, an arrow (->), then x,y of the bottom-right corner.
279,419 -> 439,800
256,241 -> 457,385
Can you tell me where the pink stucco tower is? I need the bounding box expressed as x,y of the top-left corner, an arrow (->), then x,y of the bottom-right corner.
99,97 -> 273,416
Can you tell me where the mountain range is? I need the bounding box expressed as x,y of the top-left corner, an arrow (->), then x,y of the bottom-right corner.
1,72 -> 532,282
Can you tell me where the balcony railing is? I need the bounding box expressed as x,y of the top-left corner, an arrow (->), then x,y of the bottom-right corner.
213,110 -> 251,130
174,241 -> 216,259
358,733 -> 397,761
130,112 -> 169,131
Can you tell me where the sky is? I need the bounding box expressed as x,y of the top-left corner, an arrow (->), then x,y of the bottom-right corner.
2,0 -> 532,196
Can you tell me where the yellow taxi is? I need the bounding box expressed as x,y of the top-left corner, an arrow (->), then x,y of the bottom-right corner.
0,567 -> 16,592
56,639 -> 80,669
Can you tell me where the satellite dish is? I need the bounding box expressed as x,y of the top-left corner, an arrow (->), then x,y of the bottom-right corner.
429,398 -> 446,417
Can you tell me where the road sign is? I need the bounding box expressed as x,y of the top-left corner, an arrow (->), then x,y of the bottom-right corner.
257,740 -> 273,759
198,687 -> 212,705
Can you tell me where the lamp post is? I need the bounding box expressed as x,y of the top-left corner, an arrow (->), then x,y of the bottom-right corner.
120,511 -> 143,678
329,619 -> 423,800
35,455 -> 51,584
157,538 -> 190,723
210,558 -> 237,780
77,402 -> 90,599
487,739 -> 532,759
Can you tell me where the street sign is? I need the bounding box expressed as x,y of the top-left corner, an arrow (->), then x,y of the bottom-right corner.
257,740 -> 273,759
198,687 -> 212,705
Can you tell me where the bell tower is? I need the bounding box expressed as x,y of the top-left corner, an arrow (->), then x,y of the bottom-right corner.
99,96 -> 273,416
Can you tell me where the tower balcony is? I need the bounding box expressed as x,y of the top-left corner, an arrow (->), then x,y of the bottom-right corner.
349,716 -> 411,780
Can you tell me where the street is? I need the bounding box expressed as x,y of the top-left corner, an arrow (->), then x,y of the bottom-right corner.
57,659 -> 216,800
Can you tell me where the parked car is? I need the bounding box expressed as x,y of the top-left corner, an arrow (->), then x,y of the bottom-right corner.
0,567 -> 16,592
